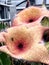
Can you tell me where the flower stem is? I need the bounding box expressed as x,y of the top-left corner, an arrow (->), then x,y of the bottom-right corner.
42,0 -> 46,9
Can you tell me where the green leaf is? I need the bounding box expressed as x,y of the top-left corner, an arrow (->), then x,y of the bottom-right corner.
41,16 -> 49,27
0,59 -> 3,65
0,52 -> 11,65
0,23 -> 3,30
45,42 -> 49,50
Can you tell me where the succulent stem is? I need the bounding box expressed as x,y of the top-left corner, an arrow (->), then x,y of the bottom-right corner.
42,0 -> 47,9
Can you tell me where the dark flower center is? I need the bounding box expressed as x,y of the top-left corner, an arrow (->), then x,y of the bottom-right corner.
29,19 -> 33,23
43,29 -> 49,42
18,43 -> 23,50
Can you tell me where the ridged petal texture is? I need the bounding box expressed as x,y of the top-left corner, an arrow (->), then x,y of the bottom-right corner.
0,6 -> 49,64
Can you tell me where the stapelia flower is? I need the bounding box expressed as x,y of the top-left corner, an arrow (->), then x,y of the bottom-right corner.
0,25 -> 49,64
